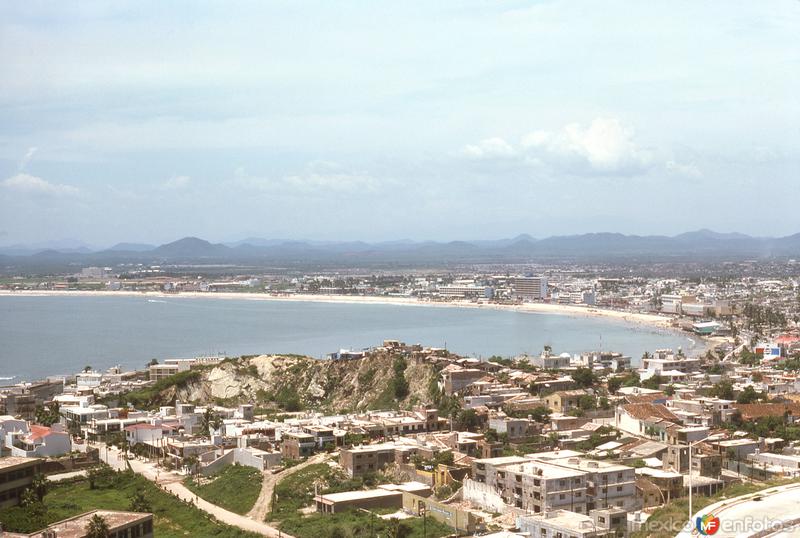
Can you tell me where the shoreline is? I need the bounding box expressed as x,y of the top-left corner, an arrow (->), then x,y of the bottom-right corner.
0,288 -> 677,330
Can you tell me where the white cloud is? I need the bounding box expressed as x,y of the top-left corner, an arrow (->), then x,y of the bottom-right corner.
234,162 -> 379,195
463,137 -> 516,159
461,118 -> 654,177
1,173 -> 80,197
521,118 -> 652,176
665,160 -> 702,178
18,147 -> 38,171
162,175 -> 191,190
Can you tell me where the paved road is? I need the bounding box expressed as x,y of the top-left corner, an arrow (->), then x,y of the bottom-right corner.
99,445 -> 293,537
677,483 -> 800,537
247,452 -> 332,522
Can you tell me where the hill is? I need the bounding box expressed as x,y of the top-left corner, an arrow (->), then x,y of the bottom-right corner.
117,353 -> 440,413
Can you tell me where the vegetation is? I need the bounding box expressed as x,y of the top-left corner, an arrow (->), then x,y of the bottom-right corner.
34,402 -> 61,426
0,467 -> 259,537
727,413 -> 800,441
113,369 -> 203,409
391,357 -> 410,400
86,514 -> 111,538
641,374 -> 665,390
185,464 -> 263,515
269,463 -> 451,538
571,367 -> 598,388
735,386 -> 766,404
632,478 -> 799,538
708,379 -> 734,400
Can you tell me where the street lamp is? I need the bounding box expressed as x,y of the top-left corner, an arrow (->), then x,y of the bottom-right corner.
687,436 -> 710,531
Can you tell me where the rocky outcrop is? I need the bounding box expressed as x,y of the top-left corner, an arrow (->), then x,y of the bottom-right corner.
159,353 -> 438,411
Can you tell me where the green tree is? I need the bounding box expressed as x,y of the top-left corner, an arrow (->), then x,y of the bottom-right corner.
736,386 -> 764,404
641,374 -> 664,390
391,357 -> 410,400
453,409 -> 479,431
30,473 -> 48,503
607,376 -> 622,394
571,367 -> 597,388
709,379 -> 735,400
200,408 -> 223,437
577,394 -> 597,411
129,488 -> 152,513
34,402 -> 60,427
85,514 -> 110,538
530,405 -> 551,423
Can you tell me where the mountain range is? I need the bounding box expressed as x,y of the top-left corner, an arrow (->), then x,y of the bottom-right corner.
1,229 -> 799,269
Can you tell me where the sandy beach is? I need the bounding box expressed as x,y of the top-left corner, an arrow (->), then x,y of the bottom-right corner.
0,288 -> 676,330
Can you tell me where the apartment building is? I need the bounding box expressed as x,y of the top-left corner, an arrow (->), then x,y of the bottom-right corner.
472,453 -> 637,514
281,431 -> 316,459
513,276 -> 548,300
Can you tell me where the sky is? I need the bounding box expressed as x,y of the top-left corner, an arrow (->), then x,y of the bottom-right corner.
1,1 -> 799,247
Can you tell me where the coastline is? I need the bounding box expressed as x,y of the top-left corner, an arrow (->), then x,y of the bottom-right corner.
0,288 -> 676,330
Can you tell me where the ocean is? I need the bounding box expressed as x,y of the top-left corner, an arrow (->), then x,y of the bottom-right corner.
0,294 -> 695,381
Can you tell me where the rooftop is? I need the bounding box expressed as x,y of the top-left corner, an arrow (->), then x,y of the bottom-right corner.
0,456 -> 42,469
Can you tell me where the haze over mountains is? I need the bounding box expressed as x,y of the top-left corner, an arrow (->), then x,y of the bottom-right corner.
2,230 -> 800,268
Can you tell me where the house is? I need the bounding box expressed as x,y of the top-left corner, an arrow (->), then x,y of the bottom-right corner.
125,423 -> 164,447
544,389 -> 590,414
340,443 -> 398,477
281,431 -> 316,460
7,424 -> 71,458
614,403 -> 680,439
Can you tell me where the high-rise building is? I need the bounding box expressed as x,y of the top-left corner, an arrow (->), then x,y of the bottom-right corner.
513,276 -> 548,300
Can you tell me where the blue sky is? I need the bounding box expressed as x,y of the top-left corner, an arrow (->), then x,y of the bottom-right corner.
1,1 -> 798,246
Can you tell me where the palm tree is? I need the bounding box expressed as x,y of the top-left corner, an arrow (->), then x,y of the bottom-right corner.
85,514 -> 110,538
184,454 -> 200,477
31,473 -> 48,502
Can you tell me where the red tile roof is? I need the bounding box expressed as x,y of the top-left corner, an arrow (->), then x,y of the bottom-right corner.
621,403 -> 680,423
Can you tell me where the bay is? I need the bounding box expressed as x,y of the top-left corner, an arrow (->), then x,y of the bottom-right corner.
0,295 -> 694,381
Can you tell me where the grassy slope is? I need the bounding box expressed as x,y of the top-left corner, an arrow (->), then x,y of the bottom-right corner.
269,463 -> 453,538
633,478 -> 800,538
185,464 -> 263,515
0,472 -> 259,538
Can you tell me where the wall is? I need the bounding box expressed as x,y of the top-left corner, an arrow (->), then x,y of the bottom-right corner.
462,478 -> 506,513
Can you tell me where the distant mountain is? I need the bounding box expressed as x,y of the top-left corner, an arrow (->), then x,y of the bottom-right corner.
3,230 -> 800,271
151,237 -> 231,258
0,239 -> 98,256
106,242 -> 156,252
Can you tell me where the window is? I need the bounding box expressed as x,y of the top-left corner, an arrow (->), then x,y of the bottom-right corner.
617,485 -> 623,492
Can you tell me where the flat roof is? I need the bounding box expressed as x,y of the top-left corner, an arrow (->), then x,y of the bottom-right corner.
33,510 -> 150,538
378,481 -> 430,493
316,488 -> 401,503
473,455 -> 529,465
715,439 -> 758,447
0,456 -> 42,469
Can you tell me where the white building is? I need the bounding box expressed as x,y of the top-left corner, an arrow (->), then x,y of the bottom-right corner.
513,276 -> 548,300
